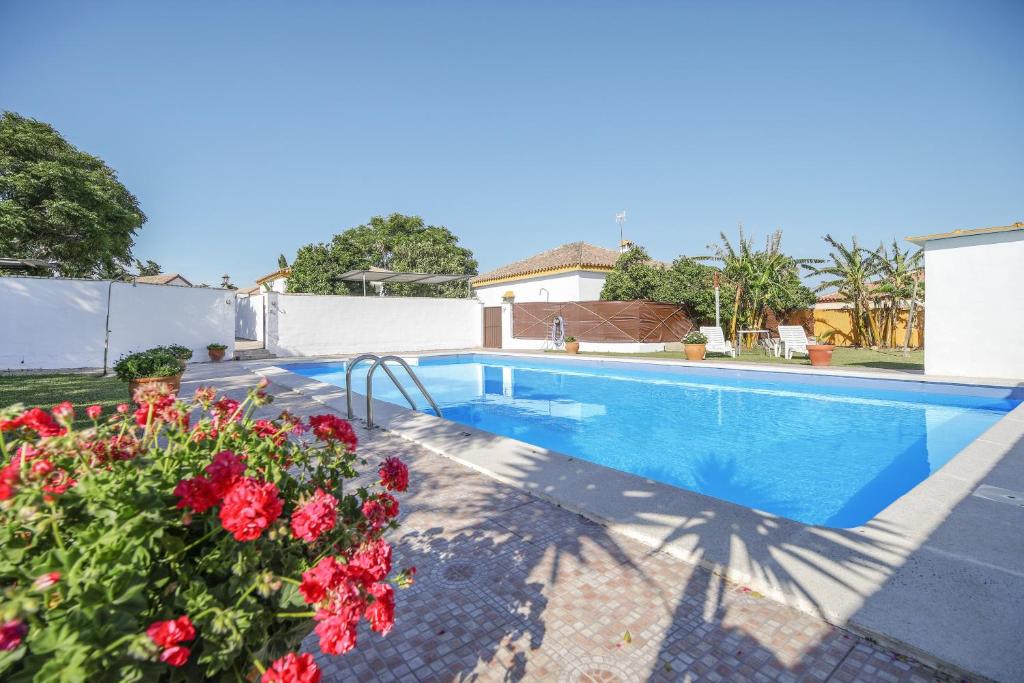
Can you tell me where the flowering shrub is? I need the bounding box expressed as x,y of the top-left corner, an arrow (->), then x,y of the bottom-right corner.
0,380 -> 414,681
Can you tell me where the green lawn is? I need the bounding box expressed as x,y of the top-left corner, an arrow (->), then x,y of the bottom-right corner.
0,373 -> 129,425
549,346 -> 924,371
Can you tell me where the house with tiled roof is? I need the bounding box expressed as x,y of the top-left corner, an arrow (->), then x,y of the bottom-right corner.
472,242 -> 624,305
135,273 -> 192,287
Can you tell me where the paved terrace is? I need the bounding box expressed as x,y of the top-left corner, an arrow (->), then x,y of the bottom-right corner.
181,361 -> 961,683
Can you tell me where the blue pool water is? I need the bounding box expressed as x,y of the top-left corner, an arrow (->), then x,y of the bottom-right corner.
287,355 -> 1020,528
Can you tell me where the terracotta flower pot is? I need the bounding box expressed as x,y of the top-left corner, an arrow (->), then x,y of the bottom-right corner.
684,343 -> 706,361
564,341 -> 580,355
208,348 -> 226,362
128,374 -> 183,400
806,344 -> 835,367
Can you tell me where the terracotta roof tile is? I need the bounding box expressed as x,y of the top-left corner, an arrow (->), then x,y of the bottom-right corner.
472,242 -> 622,284
135,273 -> 192,286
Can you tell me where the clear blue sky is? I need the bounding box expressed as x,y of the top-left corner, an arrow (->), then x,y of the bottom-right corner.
2,1 -> 1021,287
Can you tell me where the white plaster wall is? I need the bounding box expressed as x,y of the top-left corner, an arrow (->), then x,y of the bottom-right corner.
0,277 -> 108,370
265,293 -> 483,357
474,270 -> 608,306
923,230 -> 1024,379
0,277 -> 235,370
236,294 -> 265,341
106,283 -> 235,364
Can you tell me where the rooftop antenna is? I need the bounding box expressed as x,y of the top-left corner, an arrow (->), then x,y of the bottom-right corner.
615,211 -> 627,249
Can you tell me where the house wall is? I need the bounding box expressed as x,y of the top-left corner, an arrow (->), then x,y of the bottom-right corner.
473,270 -> 609,306
235,293 -> 265,341
923,230 -> 1024,378
264,293 -> 483,357
0,276 -> 235,371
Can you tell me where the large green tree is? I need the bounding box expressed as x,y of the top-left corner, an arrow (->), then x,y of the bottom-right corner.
599,245 -> 665,301
288,213 -> 477,297
0,111 -> 146,276
653,256 -> 736,327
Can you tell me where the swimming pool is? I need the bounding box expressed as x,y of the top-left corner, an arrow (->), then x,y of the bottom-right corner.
286,354 -> 1021,528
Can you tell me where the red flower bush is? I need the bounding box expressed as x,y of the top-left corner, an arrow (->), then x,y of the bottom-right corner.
0,382 -> 413,679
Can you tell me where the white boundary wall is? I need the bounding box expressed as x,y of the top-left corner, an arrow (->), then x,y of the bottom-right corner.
1,276 -> 235,371
235,294 -> 265,342
922,230 -> 1024,379
265,293 -> 483,357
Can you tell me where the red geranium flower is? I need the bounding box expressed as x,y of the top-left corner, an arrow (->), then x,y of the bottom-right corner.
365,582 -> 395,634
349,539 -> 392,582
361,493 -> 399,529
307,415 -> 357,451
205,450 -> 246,497
261,652 -> 321,683
18,408 -> 64,437
219,478 -> 283,541
160,645 -> 191,667
290,488 -> 338,543
299,556 -> 347,605
173,476 -> 219,513
32,572 -> 61,591
0,620 -> 27,650
146,615 -> 196,648
313,611 -> 359,656
0,460 -> 20,500
86,405 -> 103,421
378,456 -> 409,492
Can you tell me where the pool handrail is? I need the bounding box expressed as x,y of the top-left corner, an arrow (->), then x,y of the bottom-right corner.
366,355 -> 442,428
345,353 -> 417,419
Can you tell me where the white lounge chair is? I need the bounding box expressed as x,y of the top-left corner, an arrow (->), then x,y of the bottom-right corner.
699,326 -> 736,357
777,325 -> 816,359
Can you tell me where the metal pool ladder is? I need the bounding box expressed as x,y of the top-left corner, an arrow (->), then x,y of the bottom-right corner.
345,353 -> 442,428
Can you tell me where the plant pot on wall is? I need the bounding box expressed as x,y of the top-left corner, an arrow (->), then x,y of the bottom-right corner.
683,344 -> 706,361
564,337 -> 580,354
806,344 -> 835,367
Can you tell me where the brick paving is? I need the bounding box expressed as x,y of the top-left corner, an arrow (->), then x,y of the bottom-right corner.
187,365 -> 954,683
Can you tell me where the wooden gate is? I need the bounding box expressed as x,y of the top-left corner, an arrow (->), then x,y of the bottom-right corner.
483,306 -> 502,348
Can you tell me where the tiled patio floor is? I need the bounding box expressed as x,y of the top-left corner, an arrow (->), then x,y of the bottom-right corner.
185,364 -> 952,683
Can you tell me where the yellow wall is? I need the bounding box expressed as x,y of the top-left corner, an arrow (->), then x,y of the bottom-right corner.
813,307 -> 924,347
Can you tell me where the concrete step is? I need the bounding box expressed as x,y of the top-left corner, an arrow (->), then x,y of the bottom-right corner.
234,348 -> 276,361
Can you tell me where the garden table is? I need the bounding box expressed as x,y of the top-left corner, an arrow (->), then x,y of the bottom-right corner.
736,329 -> 774,356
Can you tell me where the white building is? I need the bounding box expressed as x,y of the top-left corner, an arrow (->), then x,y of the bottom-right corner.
908,221 -> 1024,379
255,268 -> 290,294
472,242 -> 620,306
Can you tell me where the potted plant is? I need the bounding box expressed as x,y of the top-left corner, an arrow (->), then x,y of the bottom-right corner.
157,344 -> 193,371
682,331 -> 708,360
564,336 -> 580,354
207,343 -> 228,362
113,348 -> 184,398
806,343 -> 836,367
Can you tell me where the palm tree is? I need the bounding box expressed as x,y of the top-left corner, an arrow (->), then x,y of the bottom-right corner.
703,227 -> 817,341
807,235 -> 881,346
872,241 -> 923,347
